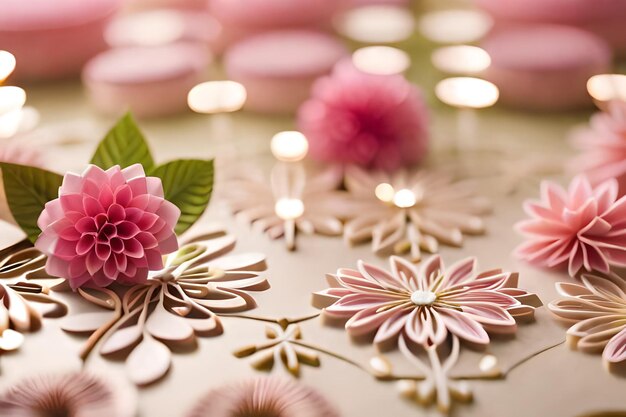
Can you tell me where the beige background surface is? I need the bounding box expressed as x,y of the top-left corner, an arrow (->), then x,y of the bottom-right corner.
1,6 -> 626,414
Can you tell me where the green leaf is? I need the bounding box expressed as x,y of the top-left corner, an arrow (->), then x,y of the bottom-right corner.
151,159 -> 214,234
0,163 -> 63,243
90,113 -> 155,171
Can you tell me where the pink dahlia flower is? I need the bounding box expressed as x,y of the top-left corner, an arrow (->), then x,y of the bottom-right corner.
319,255 -> 536,349
515,175 -> 626,276
35,164 -> 180,289
297,61 -> 429,171
570,100 -> 626,194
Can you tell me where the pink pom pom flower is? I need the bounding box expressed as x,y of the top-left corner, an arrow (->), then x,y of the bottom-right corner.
297,62 -> 429,171
515,175 -> 626,276
570,100 -> 626,194
35,164 -> 181,290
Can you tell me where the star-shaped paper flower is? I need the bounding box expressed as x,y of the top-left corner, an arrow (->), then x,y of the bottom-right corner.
35,164 -> 181,289
341,166 -> 491,260
234,323 -> 320,376
515,175 -> 626,276
314,255 -> 539,350
222,165 -> 345,250
549,273 -> 626,371
570,100 -> 626,193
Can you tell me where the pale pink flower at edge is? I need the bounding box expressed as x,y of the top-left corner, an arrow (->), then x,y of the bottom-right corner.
549,272 -> 626,368
317,255 -> 539,349
35,164 -> 180,290
297,61 -> 429,172
570,100 -> 626,193
515,175 -> 626,277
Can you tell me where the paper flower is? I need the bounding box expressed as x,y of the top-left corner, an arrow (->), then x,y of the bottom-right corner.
34,164 -> 180,290
234,323 -> 320,376
187,377 -> 339,417
314,255 -> 539,349
549,273 -> 626,371
341,166 -> 491,260
222,166 -> 346,250
297,62 -> 429,171
515,175 -> 626,276
0,371 -> 134,417
570,100 -> 626,193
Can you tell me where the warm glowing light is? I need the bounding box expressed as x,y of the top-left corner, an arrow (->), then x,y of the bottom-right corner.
0,106 -> 39,139
188,81 -> 247,114
435,77 -> 499,109
431,45 -> 491,75
352,46 -> 411,75
419,10 -> 493,44
587,74 -> 626,103
479,354 -> 499,375
393,188 -> 417,208
0,51 -> 16,83
274,198 -> 305,220
105,10 -> 186,47
0,86 -> 26,115
270,131 -> 309,162
375,183 -> 395,203
336,5 -> 415,43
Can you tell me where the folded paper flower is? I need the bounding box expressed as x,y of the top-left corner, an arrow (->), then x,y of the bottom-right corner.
341,166 -> 491,260
314,255 -> 540,350
570,100 -> 626,194
187,377 -> 339,417
0,371 -> 135,417
549,273 -> 626,372
515,175 -> 626,276
35,164 -> 180,289
297,62 -> 429,171
222,166 -> 346,250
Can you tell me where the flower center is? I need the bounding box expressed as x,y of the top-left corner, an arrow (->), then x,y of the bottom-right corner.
410,290 -> 436,306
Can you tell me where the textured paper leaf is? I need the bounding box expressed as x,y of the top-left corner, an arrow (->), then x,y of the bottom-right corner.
100,325 -> 143,355
60,312 -> 113,333
127,337 -> 171,385
0,163 -> 63,243
151,159 -> 214,234
90,113 -> 155,171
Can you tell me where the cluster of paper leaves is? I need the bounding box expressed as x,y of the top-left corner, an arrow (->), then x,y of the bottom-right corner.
60,229 -> 269,385
0,113 -> 214,242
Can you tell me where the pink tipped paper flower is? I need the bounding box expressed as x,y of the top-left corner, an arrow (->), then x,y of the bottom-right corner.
0,371 -> 135,417
297,61 -> 429,171
314,255 -> 539,349
515,175 -> 626,277
570,100 -> 626,193
35,164 -> 180,290
187,377 -> 339,417
549,273 -> 626,371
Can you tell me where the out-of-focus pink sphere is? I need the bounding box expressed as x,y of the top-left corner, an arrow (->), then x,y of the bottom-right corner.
297,61 -> 429,171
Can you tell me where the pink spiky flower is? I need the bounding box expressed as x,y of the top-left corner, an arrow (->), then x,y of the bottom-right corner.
297,61 -> 429,171
35,164 -> 180,289
515,175 -> 626,277
316,255 -> 538,349
570,100 -> 626,194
